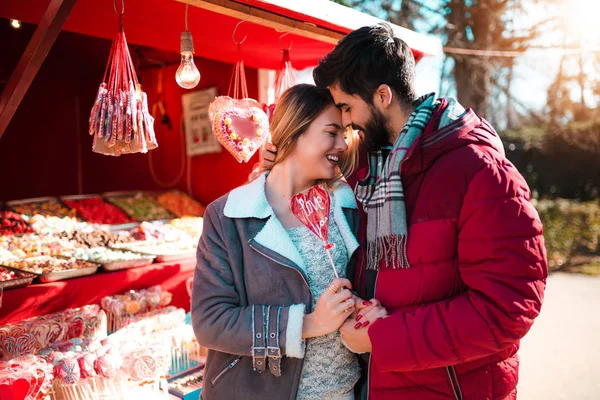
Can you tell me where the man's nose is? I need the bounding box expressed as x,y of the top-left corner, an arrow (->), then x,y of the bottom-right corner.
342,113 -> 352,129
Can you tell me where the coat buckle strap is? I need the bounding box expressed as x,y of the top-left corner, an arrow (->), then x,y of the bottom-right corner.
267,306 -> 283,377
251,305 -> 267,373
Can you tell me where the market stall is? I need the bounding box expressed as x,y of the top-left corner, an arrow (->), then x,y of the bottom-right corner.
0,0 -> 441,398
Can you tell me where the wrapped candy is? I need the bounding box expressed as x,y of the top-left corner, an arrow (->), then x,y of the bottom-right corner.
53,353 -> 81,385
0,305 -> 107,360
89,27 -> 157,156
94,352 -> 122,378
0,355 -> 54,400
123,350 -> 157,382
77,352 -> 97,379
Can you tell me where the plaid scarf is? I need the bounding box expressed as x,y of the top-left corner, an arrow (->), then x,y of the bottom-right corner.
355,93 -> 440,270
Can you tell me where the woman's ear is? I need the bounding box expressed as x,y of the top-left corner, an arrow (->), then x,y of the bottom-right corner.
374,84 -> 393,109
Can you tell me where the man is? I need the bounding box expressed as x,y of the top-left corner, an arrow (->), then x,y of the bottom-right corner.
262,23 -> 547,400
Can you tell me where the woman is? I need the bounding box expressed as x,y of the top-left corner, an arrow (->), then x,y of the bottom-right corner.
192,84 -> 362,400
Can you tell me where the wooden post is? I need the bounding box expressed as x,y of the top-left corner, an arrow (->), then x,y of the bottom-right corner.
0,0 -> 78,140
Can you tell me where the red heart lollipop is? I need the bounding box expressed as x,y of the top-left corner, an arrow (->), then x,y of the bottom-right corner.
291,186 -> 331,244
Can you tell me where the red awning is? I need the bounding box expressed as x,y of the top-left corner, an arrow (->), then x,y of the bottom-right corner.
0,0 -> 441,70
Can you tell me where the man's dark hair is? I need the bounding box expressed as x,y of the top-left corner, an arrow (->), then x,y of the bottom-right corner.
313,23 -> 416,110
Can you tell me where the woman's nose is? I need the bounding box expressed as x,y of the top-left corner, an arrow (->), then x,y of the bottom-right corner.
336,133 -> 348,151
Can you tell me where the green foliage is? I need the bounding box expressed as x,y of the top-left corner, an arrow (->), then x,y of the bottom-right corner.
536,199 -> 600,270
501,118 -> 600,200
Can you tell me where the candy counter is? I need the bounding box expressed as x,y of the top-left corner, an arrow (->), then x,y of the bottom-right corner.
0,286 -> 206,399
1,192 -> 207,398
0,258 -> 195,326
0,191 -> 204,290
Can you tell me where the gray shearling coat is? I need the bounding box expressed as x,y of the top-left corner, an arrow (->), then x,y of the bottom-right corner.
192,173 -> 360,400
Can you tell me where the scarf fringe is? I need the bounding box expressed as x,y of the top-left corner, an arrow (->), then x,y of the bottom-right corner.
366,235 -> 410,270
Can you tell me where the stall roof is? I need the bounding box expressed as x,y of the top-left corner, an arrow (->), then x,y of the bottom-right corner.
0,0 -> 441,70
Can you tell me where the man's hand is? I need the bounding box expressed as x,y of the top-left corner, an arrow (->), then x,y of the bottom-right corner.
260,143 -> 277,169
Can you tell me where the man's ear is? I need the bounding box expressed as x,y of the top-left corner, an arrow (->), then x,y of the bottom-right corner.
374,84 -> 393,109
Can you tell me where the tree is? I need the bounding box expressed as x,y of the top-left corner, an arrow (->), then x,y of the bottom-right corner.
338,0 -> 556,122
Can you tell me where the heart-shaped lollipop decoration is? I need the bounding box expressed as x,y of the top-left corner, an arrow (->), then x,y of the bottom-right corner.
291,186 -> 338,278
209,96 -> 269,163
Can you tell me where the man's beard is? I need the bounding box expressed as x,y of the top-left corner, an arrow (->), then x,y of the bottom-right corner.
354,106 -> 394,153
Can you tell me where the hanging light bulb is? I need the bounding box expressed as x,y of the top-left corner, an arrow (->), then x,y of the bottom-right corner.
176,5 -> 200,89
10,19 -> 21,29
176,31 -> 200,89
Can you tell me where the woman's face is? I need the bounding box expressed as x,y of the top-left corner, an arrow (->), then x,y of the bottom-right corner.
288,104 -> 348,182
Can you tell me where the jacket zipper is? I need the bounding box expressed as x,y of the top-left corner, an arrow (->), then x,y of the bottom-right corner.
365,269 -> 380,400
211,356 -> 242,386
248,240 -> 313,310
446,366 -> 463,400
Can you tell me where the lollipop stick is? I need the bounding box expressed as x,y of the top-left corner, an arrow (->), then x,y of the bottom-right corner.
324,245 -> 339,279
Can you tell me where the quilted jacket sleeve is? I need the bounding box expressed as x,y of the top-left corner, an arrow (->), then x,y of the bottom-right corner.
368,157 -> 548,371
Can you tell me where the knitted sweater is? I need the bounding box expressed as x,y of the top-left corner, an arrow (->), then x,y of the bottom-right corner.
286,207 -> 360,400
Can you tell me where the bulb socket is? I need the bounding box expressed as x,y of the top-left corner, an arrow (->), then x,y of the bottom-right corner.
180,31 -> 195,53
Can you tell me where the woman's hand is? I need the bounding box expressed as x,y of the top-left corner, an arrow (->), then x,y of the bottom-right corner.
352,298 -> 388,330
303,278 -> 355,338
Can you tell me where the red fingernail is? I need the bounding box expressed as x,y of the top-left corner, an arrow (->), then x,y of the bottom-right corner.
354,322 -> 362,329
362,321 -> 371,328
363,301 -> 372,306
355,315 -> 362,322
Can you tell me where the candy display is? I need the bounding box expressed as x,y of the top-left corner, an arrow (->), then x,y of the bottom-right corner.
156,191 -> 205,217
0,305 -> 107,360
101,286 -> 173,333
129,221 -> 194,243
107,193 -> 174,221
9,198 -> 77,218
0,266 -> 35,290
59,228 -> 134,249
0,355 -> 55,400
3,256 -> 97,275
0,248 -> 19,263
107,307 -> 186,341
63,197 -> 135,224
116,241 -> 196,261
0,266 -> 18,281
168,217 -> 203,242
71,247 -> 148,263
89,26 -> 157,156
27,215 -> 89,235
0,210 -> 34,235
0,234 -> 81,258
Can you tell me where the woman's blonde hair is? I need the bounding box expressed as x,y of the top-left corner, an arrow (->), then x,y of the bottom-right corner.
251,84 -> 359,189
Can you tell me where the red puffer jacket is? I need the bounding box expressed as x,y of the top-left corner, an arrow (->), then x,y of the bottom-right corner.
350,102 -> 548,400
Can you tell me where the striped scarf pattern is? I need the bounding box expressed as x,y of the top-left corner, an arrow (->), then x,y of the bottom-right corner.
355,93 -> 439,270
